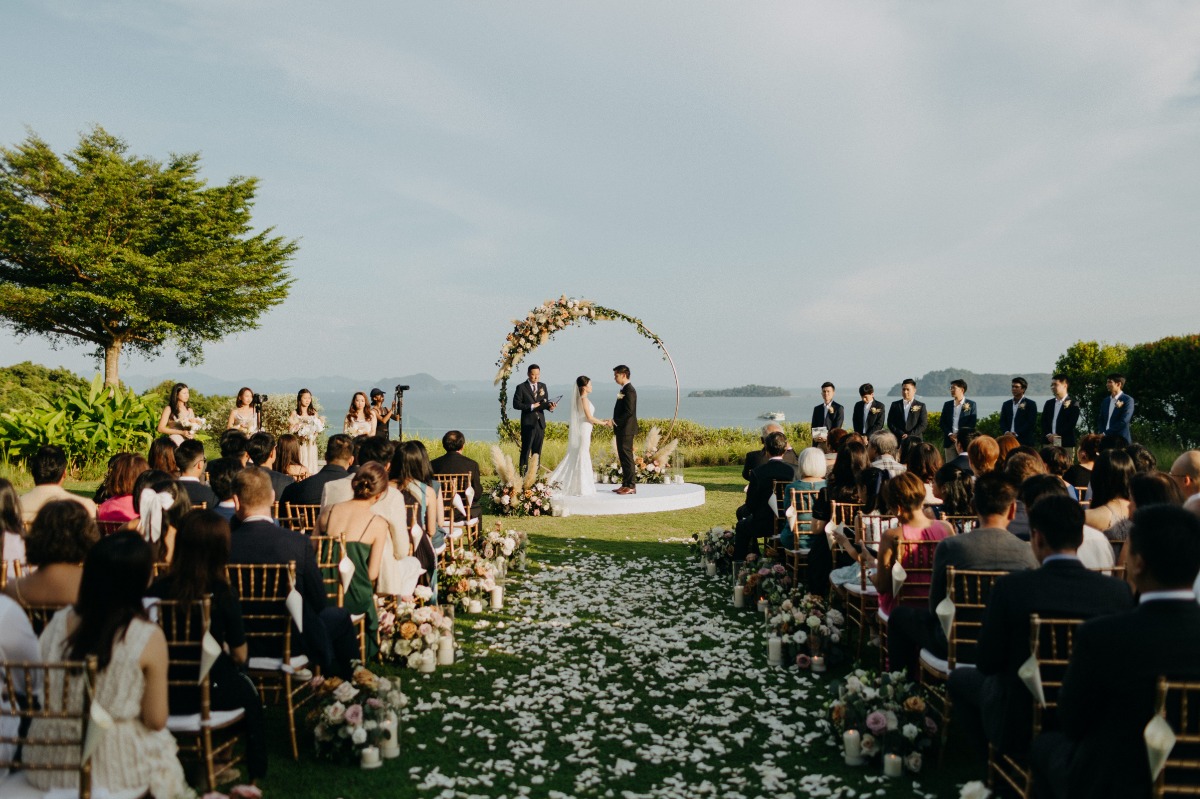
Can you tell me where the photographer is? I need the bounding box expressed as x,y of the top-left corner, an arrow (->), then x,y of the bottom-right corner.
369,388 -> 395,437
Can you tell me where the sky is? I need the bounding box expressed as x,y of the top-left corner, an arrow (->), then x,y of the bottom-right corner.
2,0 -> 1199,393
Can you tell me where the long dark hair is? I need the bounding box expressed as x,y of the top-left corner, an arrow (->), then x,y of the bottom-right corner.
0,478 -> 21,535
148,436 -> 179,476
576,375 -> 589,394
167,383 -> 190,420
390,440 -> 435,487
829,441 -> 869,499
346,392 -> 369,426
1090,449 -> 1135,508
166,510 -> 231,602
235,387 -> 253,408
275,434 -> 303,474
295,388 -> 316,416
66,530 -> 153,670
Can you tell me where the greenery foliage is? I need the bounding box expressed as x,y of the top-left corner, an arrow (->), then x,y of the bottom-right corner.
0,126 -> 297,386
0,361 -> 88,411
688,384 -> 790,397
140,380 -> 233,428
0,373 -> 155,469
1124,334 -> 1200,448
1053,340 -> 1130,427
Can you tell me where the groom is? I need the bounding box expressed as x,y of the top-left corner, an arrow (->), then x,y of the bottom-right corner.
612,365 -> 638,495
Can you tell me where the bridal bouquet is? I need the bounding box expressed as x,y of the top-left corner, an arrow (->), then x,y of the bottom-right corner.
489,446 -> 556,517
294,414 -> 326,444
377,600 -> 452,669
307,665 -> 406,765
825,668 -> 935,772
438,549 -> 498,609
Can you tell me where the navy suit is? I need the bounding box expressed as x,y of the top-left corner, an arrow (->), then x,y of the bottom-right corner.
1041,397 -> 1082,448
280,464 -> 351,511
887,399 -> 928,442
1096,393 -> 1135,442
939,400 -> 979,448
734,458 -> 797,559
810,402 -> 844,432
1000,397 -> 1039,446
852,400 -> 886,437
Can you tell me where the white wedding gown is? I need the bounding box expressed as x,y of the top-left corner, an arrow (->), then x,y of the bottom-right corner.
548,395 -> 596,497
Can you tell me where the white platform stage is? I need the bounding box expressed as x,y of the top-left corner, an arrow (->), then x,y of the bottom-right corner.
553,482 -> 706,517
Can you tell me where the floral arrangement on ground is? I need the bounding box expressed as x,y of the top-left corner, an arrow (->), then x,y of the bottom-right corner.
768,592 -> 845,667
598,425 -> 679,484
825,668 -> 936,772
438,548 -> 498,610
689,526 -> 736,570
736,553 -> 793,606
307,665 -> 406,764
480,523 -> 528,569
489,446 -> 556,516
377,600 -> 453,669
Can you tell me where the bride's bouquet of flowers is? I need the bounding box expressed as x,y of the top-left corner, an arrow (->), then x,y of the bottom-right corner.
825,669 -> 935,772
489,446 -> 556,517
377,600 -> 452,669
294,414 -> 326,444
307,665 -> 406,765
599,426 -> 679,484
438,549 -> 498,609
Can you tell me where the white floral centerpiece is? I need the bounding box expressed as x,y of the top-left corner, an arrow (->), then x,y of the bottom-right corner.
599,426 -> 679,484
307,665 -> 406,765
438,548 -> 498,610
481,523 -> 528,567
377,600 -> 453,669
489,446 -> 556,517
825,668 -> 936,773
768,593 -> 845,665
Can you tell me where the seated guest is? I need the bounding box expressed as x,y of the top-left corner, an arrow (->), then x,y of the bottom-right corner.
807,440 -> 870,596
147,509 -> 267,783
860,431 -> 906,513
1004,452 -> 1049,540
322,435 -> 394,509
1084,449 -> 1135,541
24,531 -> 191,798
430,430 -> 484,523
5,500 -> 99,606
887,473 -> 1038,678
247,431 -> 294,499
130,472 -> 191,562
1131,471 -> 1185,510
1063,433 -> 1101,490
1,479 -> 26,578
905,442 -> 943,506
1032,505 -> 1200,799
810,382 -> 844,449
781,447 -> 828,550
947,429 -> 977,474
1001,376 -> 1039,446
219,429 -> 250,466
950,494 -> 1132,757
1125,442 -> 1157,474
390,441 -> 448,593
147,436 -> 179,476
280,434 -> 355,510
275,433 -> 309,481
228,468 -> 358,679
742,423 -> 799,482
940,379 -> 977,462
1168,450 -> 1200,512
995,433 -> 1020,466
174,439 -> 218,508
825,428 -> 851,469
96,452 -> 149,524
0,593 -> 37,771
886,378 -> 927,445
1040,446 -> 1076,497
968,434 -> 1000,477
19,444 -> 98,523
206,457 -> 242,522
1025,475 -> 1114,572
931,464 -> 974,522
734,431 -> 796,560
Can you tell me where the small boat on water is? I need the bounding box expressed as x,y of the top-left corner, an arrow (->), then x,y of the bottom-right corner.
758,411 -> 786,421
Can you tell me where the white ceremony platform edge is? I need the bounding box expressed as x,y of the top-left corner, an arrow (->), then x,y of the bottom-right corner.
552,482 -> 705,517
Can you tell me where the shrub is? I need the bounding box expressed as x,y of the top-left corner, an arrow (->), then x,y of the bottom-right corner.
1124,334 -> 1200,448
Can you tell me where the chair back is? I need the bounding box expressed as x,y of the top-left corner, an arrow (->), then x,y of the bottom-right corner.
22,602 -> 68,637
855,513 -> 899,591
96,519 -> 125,537
1153,678 -> 1200,798
892,539 -> 941,608
941,515 -> 978,534
280,504 -> 321,534
0,559 -> 24,591
831,501 -> 864,526
310,534 -> 346,605
0,655 -> 99,798
788,489 -> 822,534
945,567 -> 1006,667
1028,614 -> 1085,735
436,473 -> 472,513
227,561 -> 300,662
152,597 -> 214,716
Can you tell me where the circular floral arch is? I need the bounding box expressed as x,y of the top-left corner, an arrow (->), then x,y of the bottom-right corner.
495,296 -> 680,439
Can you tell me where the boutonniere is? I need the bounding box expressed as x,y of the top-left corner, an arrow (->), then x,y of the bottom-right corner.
962,402 -> 972,413
911,404 -> 922,411
617,393 -> 625,400
870,407 -> 881,415
1115,400 -> 1124,408
1063,399 -> 1071,408
1018,402 -> 1026,410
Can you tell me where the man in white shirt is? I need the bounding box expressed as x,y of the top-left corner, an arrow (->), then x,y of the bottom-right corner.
1041,374 -> 1082,455
939,379 -> 978,462
19,445 -> 97,524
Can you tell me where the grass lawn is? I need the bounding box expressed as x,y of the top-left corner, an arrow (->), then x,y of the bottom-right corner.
256,466 -> 977,798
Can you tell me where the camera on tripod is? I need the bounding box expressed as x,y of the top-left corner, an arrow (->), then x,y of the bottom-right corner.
251,393 -> 268,408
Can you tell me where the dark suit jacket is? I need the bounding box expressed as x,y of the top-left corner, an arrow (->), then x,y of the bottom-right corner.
947,453 -> 973,474
1000,397 -> 1039,446
743,458 -> 798,532
976,558 -> 1133,751
513,381 -> 551,430
810,402 -> 844,431
929,526 -> 1039,609
612,383 -> 637,437
1055,599 -> 1200,799
229,518 -> 326,614
851,400 -> 886,437
279,464 -> 351,509
939,400 -> 979,448
256,466 -> 294,502
178,478 -> 219,509
430,451 -> 483,520
887,399 -> 928,442
742,447 -> 800,482
1041,397 -> 1082,448
1096,392 -> 1135,442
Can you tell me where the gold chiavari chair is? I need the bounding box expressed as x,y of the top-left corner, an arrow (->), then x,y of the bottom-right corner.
988,614 -> 1084,798
0,656 -> 101,799
0,559 -> 25,592
878,538 -> 943,672
279,504 -> 321,534
780,488 -> 822,584
919,567 -> 1007,760
311,534 -> 368,662
152,561 -> 171,579
836,513 -> 899,660
227,561 -> 312,760
96,519 -> 126,537
154,597 -> 245,791
761,480 -> 791,559
831,501 -> 865,527
436,472 -> 479,550
941,515 -> 978,535
1152,677 -> 1200,798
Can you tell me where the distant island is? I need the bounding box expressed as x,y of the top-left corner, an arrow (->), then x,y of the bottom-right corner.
888,369 -> 1054,397
689,384 -> 791,398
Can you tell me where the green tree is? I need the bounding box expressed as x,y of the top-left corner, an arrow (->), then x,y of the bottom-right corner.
0,360 -> 88,411
0,126 -> 296,387
1124,334 -> 1200,448
1053,340 -> 1129,427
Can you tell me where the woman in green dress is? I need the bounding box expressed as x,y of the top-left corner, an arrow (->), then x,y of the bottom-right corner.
317,462 -> 389,657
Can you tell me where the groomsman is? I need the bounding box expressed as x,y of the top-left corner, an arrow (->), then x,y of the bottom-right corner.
887,378 -> 927,444
1096,373 -> 1135,442
810,382 -> 844,447
939,379 -> 977,461
1042,374 -> 1082,451
1000,377 -> 1039,446
512,364 -> 557,473
851,383 -> 886,437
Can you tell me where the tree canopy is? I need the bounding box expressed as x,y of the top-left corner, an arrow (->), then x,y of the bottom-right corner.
0,126 -> 297,386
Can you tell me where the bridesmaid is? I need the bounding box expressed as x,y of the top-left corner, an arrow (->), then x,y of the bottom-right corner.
226,387 -> 258,435
344,392 -> 376,437
288,388 -> 322,476
156,383 -> 196,446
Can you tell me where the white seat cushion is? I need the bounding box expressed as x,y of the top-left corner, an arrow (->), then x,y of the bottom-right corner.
167,707 -> 245,732
843,582 -> 878,597
919,648 -> 976,675
0,772 -> 146,799
247,654 -> 309,673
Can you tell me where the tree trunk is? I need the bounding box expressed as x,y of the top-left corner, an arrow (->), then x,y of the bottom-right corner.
103,342 -> 122,388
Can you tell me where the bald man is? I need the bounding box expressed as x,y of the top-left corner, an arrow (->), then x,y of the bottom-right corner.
742,422 -> 799,481
1171,451 -> 1200,512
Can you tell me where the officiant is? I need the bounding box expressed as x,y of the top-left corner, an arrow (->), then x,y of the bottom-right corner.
513,364 -> 557,473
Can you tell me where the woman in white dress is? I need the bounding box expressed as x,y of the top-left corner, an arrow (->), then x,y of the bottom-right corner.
156,383 -> 197,446
344,391 -> 377,437
547,376 -> 613,497
289,388 -> 323,475
226,386 -> 259,435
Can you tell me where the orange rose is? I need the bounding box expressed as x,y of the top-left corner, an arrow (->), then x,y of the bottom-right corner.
399,622 -> 418,640
831,704 -> 846,724
352,667 -> 378,690
321,676 -> 344,694
903,696 -> 926,714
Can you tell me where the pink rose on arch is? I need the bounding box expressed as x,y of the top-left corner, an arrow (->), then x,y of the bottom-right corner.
795,654 -> 811,669
344,704 -> 364,726
866,711 -> 888,735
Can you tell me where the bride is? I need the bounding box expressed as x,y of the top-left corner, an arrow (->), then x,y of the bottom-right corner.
547,375 -> 612,497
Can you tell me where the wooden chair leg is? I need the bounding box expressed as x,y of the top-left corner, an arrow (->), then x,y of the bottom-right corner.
284,673 -> 300,760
